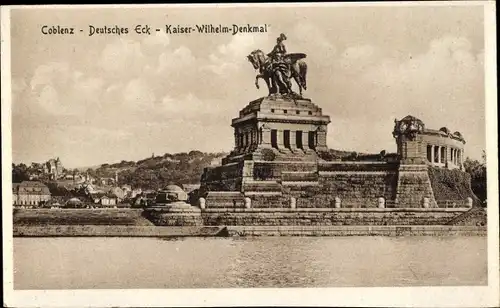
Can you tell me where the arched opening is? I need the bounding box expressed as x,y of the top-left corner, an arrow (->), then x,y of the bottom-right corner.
296,130 -> 303,149
284,130 -> 290,149
308,131 -> 316,150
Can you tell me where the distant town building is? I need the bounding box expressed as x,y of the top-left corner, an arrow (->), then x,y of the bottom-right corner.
100,194 -> 118,206
129,188 -> 142,199
43,157 -> 63,180
100,178 -> 111,185
12,181 -> 51,206
110,187 -> 126,201
121,184 -> 132,193
91,192 -> 118,206
134,190 -> 157,207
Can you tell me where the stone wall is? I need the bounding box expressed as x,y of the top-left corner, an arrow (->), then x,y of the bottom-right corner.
201,208 -> 467,226
253,161 -> 317,180
249,161 -> 400,208
317,161 -> 399,172
395,164 -> 437,208
200,160 -> 474,210
143,208 -> 203,226
201,161 -> 243,191
13,208 -> 154,226
309,172 -> 398,208
13,224 -> 486,237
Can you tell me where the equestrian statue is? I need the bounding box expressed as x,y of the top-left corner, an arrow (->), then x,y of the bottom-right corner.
247,33 -> 308,98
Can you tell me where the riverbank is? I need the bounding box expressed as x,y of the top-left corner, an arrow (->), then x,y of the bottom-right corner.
13,225 -> 486,237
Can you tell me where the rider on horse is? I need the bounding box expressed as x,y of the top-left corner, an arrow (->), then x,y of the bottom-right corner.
267,33 -> 292,89
268,33 -> 287,64
247,33 -> 308,96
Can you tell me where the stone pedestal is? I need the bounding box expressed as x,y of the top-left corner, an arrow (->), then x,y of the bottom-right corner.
200,96 -> 331,208
225,96 -> 331,162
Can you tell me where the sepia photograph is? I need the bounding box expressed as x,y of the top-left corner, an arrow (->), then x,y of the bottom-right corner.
2,2 -> 498,307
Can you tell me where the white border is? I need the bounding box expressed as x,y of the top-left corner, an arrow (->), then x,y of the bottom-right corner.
2,2 -> 498,307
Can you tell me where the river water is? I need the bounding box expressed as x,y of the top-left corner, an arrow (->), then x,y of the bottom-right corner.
14,236 -> 487,289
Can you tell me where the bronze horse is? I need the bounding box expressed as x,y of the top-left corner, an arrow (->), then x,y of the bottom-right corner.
247,49 -> 308,96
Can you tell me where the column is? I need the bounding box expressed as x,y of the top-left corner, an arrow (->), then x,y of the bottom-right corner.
460,149 -> 464,169
444,147 -> 448,167
303,131 -> 311,152
316,126 -> 328,151
289,130 -> 297,151
437,146 -> 441,164
234,130 -> 238,151
430,145 -> 435,166
250,130 -> 255,147
261,127 -> 271,147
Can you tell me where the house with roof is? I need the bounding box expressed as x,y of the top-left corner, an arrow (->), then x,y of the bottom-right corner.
12,181 -> 51,206
90,192 -> 118,207
100,194 -> 118,206
110,187 -> 126,201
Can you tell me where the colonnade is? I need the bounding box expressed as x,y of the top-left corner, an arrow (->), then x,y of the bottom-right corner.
427,144 -> 464,168
234,127 -> 327,152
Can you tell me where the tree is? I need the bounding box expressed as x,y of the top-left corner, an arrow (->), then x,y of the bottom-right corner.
46,182 -> 73,196
12,163 -> 29,183
463,151 -> 487,204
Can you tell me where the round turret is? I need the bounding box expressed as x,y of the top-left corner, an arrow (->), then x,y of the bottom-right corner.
155,185 -> 188,204
400,115 -> 425,126
392,115 -> 425,140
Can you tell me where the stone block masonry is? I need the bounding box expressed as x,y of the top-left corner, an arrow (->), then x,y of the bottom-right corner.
225,225 -> 486,237
395,164 -> 437,208
201,208 -> 468,226
144,207 -> 203,226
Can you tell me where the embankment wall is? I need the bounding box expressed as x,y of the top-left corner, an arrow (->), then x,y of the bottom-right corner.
201,208 -> 468,226
13,208 -> 154,226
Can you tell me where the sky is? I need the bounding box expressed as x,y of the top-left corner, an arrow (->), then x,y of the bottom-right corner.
9,4 -> 487,168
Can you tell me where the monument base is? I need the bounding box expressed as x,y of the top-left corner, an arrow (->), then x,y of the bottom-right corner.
199,97 -> 475,210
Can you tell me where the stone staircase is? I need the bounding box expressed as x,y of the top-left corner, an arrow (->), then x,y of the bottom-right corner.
205,191 -> 245,208
243,180 -> 283,196
280,171 -> 320,189
281,171 -> 318,182
446,207 -> 487,226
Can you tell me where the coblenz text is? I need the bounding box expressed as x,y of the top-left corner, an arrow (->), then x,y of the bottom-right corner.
41,25 -> 75,35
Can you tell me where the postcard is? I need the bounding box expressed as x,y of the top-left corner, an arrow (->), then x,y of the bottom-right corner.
2,2 -> 498,307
